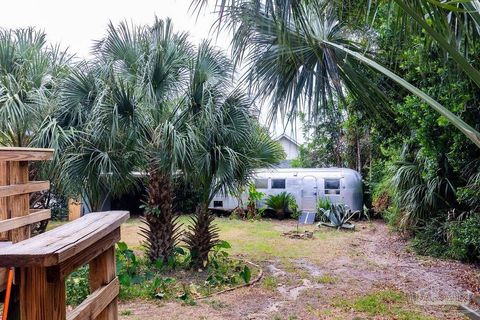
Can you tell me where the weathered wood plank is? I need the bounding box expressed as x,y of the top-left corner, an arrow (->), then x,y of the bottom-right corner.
0,161 -> 8,240
0,267 -> 6,292
0,181 -> 50,197
0,242 -> 12,291
47,228 -> 120,282
89,247 -> 118,320
19,266 -> 66,320
0,147 -> 54,161
9,161 -> 30,243
67,278 -> 119,320
0,211 -> 129,267
459,304 -> 480,320
0,209 -> 51,233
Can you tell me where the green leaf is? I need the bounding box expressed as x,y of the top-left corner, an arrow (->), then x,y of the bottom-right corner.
240,265 -> 251,283
395,0 -> 480,89
325,41 -> 480,149
216,240 -> 232,249
117,241 -> 128,252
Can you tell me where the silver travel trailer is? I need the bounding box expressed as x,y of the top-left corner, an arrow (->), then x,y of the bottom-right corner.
209,168 -> 363,212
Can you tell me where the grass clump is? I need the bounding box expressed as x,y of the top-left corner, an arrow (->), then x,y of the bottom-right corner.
262,275 -> 278,291
333,290 -> 434,320
315,274 -> 337,284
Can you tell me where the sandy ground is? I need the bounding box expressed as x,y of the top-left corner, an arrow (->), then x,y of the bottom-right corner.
118,221 -> 480,320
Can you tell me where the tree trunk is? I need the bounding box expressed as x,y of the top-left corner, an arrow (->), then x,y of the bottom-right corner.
185,203 -> 219,269
141,166 -> 179,263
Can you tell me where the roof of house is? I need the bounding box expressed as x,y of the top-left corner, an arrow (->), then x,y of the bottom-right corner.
274,133 -> 300,147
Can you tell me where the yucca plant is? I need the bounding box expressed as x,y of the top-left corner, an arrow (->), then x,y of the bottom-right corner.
265,192 -> 296,220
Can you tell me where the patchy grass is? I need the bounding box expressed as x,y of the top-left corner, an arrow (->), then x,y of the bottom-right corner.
333,289 -> 435,320
262,275 -> 278,291
121,216 -> 353,263
315,274 -> 337,284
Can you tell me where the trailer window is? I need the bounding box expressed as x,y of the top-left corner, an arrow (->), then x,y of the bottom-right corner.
213,201 -> 223,207
271,179 -> 286,189
254,179 -> 269,189
324,179 -> 340,195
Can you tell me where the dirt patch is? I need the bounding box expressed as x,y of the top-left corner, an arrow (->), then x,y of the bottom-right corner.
119,220 -> 479,319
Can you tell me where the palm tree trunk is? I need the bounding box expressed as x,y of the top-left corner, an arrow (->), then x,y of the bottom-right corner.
185,202 -> 219,269
141,164 -> 179,263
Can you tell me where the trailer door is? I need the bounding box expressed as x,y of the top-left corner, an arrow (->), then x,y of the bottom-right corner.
301,176 -> 318,212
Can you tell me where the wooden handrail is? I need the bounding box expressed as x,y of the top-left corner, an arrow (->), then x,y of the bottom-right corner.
0,209 -> 51,233
0,211 -> 129,267
0,211 -> 129,320
0,146 -> 127,320
0,147 -> 54,161
0,181 -> 50,197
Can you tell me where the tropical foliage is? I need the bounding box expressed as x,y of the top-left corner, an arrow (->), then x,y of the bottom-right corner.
264,192 -> 297,220
196,0 -> 480,260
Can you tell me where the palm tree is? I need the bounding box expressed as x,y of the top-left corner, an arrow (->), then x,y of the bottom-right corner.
182,41 -> 284,268
0,27 -> 77,232
0,27 -> 72,148
61,19 -> 194,263
192,0 -> 480,148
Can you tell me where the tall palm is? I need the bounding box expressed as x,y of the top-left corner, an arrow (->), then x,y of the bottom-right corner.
183,42 -> 283,267
193,0 -> 480,148
0,27 -> 72,148
0,28 -> 76,231
62,19 -> 193,263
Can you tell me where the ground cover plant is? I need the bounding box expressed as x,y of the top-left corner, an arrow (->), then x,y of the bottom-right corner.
65,238 -> 257,307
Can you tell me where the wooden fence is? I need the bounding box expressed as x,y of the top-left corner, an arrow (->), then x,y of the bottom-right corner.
0,147 -> 128,320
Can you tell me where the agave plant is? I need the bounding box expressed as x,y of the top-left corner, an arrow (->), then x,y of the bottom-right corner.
318,203 -> 356,230
264,192 -> 296,220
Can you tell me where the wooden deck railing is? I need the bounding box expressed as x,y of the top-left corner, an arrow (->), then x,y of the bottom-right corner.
0,211 -> 129,320
0,147 -> 129,320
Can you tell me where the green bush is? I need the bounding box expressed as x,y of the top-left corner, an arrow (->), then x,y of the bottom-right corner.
264,192 -> 296,219
65,266 -> 90,307
316,198 -> 331,221
410,218 -> 450,258
448,215 -> 480,262
411,215 -> 480,263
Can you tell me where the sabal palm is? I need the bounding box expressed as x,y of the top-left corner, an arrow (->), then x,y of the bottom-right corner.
183,41 -> 283,267
193,0 -> 480,148
62,19 -> 193,263
0,27 -> 74,161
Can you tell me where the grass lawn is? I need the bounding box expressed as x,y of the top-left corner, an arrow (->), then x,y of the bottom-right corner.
46,216 -> 470,319
120,216 -> 356,263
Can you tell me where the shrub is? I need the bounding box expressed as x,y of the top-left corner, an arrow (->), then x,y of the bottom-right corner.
448,214 -> 480,262
411,214 -> 480,263
246,184 -> 264,220
264,192 -> 296,219
410,218 -> 450,258
65,266 -> 90,307
316,198 -> 332,221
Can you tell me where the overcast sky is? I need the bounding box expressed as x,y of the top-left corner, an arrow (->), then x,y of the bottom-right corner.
0,0 -> 302,142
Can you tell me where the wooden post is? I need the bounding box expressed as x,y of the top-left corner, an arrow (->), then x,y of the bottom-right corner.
0,161 -> 8,240
19,266 -> 66,320
68,199 -> 82,221
9,161 -> 30,243
89,246 -> 117,320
